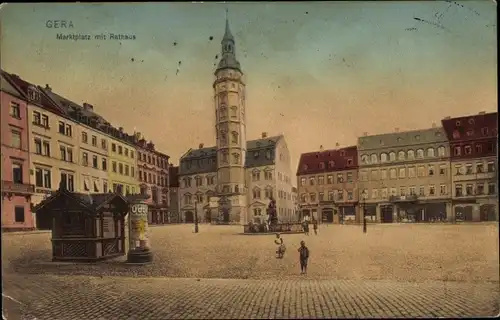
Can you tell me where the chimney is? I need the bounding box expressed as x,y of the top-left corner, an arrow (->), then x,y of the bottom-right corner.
199,143 -> 204,149
82,102 -> 94,111
479,111 -> 486,115
363,132 -> 368,136
335,142 -> 340,147
261,132 -> 268,138
319,145 -> 324,151
432,122 -> 437,128
444,116 -> 451,120
45,84 -> 52,91
395,128 -> 400,132
134,131 -> 141,142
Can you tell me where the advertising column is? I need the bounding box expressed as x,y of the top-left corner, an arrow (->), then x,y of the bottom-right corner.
127,200 -> 153,263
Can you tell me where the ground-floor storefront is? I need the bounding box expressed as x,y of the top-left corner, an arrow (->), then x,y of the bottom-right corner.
452,197 -> 498,222
300,203 -> 360,224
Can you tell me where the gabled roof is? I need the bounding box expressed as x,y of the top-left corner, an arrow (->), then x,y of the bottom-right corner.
1,71 -> 26,99
441,112 -> 498,143
1,70 -> 65,116
297,146 -> 358,176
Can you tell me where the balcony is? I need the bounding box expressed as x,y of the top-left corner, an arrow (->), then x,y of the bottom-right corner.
389,195 -> 418,203
1,180 -> 35,196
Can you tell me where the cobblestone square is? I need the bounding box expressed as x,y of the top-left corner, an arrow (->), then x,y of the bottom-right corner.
2,224 -> 499,319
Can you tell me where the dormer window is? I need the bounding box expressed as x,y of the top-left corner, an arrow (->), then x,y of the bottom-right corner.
415,135 -> 420,141
456,120 -> 461,126
466,130 -> 474,136
346,159 -> 353,166
319,162 -> 325,169
481,127 -> 489,136
303,164 -> 308,171
468,118 -> 475,125
328,161 -> 335,168
28,86 -> 40,102
452,130 -> 460,139
340,151 -> 346,156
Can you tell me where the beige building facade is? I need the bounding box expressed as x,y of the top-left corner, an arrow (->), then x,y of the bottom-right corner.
357,126 -> 452,222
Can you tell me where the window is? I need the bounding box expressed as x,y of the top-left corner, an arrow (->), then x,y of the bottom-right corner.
253,188 -> 261,199
408,167 -> 416,178
12,163 -> 23,183
41,115 -> 49,128
455,184 -> 463,197
398,168 -> 406,179
428,165 -> 435,176
481,127 -> 489,136
196,176 -> 203,187
42,141 -> 50,157
488,183 -> 496,195
232,153 -> 240,164
124,148 -> 129,156
309,177 -> 315,185
111,143 -> 116,152
265,188 -> 273,199
346,172 -> 353,182
427,148 -> 435,157
265,171 -> 273,180
82,152 -> 88,166
389,152 -> 396,161
33,111 -> 41,125
252,171 -> 261,181
328,191 -> 334,201
440,184 -> 447,195
476,183 -> 484,195
361,155 -> 369,164
125,165 -> 129,176
429,185 -> 435,196
439,165 -> 446,175
131,167 -> 135,178
59,121 -> 65,134
390,188 -> 397,196
34,139 -> 42,154
337,190 -> 343,201
465,164 -> 473,175
67,148 -> 73,162
455,164 -> 464,175
416,149 -> 424,159
300,193 -> 307,203
399,187 -> 406,196
102,158 -> 107,171
419,186 -> 425,196
380,153 -> 388,163
92,136 -> 97,146
35,168 -> 52,188
389,168 -> 397,179
82,132 -> 88,143
454,147 -> 461,156
14,206 -> 24,223
131,151 -> 134,159
464,145 -> 472,155
466,130 -> 474,137
370,154 -> 378,164
319,162 -> 325,170
398,151 -> 405,161
438,146 -> 446,157
487,161 -> 495,172
370,170 -> 378,181
409,187 -> 416,196
466,184 -> 473,196
476,162 -> 484,173
118,146 -> 123,155
10,102 -> 21,118
346,159 -> 353,166
207,176 -> 215,185
407,150 -> 415,159
347,191 -> 353,200
11,131 -> 21,149
101,139 -> 107,150
337,173 -> 344,183
112,161 -> 117,173
381,188 -> 388,199
372,189 -> 379,199
309,193 -> 316,202
60,146 -> 67,161
119,163 -> 123,174
65,124 -> 72,137
380,169 -> 387,180
417,166 -> 425,177
327,175 -> 333,184
230,106 -> 237,118
92,155 -> 98,169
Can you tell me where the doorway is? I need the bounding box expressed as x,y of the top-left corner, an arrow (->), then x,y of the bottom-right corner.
380,205 -> 393,223
185,211 -> 194,223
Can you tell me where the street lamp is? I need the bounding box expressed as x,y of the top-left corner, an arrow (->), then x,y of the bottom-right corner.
362,189 -> 367,233
194,200 -> 199,233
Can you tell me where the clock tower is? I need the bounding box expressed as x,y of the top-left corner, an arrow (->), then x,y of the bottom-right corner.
212,12 -> 248,224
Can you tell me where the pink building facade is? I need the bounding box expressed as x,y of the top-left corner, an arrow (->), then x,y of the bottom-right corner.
1,71 -> 35,231
134,134 -> 170,224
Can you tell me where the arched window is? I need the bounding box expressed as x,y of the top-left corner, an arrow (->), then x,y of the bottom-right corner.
361,155 -> 369,164
407,150 -> 415,160
427,148 -> 435,157
437,146 -> 446,157
398,151 -> 405,161
380,153 -> 388,163
370,154 -> 378,164
231,131 -> 238,144
416,149 -> 424,158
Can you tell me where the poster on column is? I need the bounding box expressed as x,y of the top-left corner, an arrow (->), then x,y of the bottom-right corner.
130,203 -> 150,249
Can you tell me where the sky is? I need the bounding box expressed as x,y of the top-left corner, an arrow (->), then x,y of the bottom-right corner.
1,2 -> 497,173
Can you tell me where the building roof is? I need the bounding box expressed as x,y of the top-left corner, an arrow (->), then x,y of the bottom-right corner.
296,146 -> 358,176
357,127 -> 448,151
179,135 -> 283,175
168,165 -> 180,188
2,71 -> 65,116
1,71 -> 26,99
215,16 -> 242,74
441,112 -> 498,143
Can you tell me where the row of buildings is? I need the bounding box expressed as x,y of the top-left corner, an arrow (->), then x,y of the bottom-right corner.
297,112 -> 498,223
1,70 -> 172,231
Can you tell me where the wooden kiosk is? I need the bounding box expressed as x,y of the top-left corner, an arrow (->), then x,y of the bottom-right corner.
33,182 -> 130,262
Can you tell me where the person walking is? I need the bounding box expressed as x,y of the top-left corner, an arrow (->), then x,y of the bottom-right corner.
297,240 -> 310,274
303,219 -> 309,236
312,219 -> 318,235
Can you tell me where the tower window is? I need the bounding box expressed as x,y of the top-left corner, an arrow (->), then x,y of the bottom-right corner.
230,106 -> 237,118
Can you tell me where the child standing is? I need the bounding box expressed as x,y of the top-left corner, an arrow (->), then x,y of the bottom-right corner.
297,240 -> 310,274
